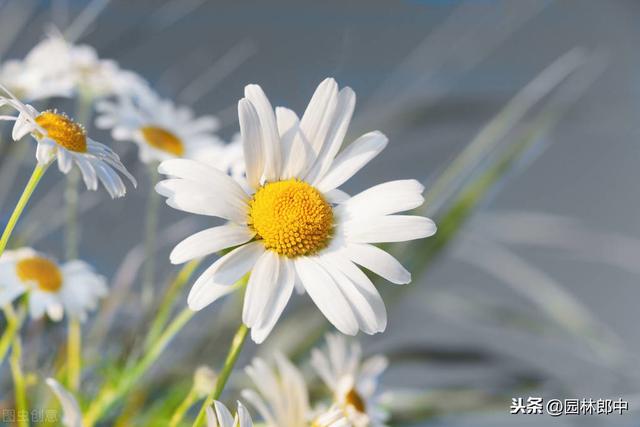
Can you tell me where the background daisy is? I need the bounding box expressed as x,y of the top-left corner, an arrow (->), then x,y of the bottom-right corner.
0,247 -> 107,321
312,334 -> 389,427
96,86 -> 227,165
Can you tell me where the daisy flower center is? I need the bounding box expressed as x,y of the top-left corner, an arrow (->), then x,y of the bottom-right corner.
140,126 -> 185,156
345,388 -> 366,413
16,257 -> 63,292
248,179 -> 333,257
34,111 -> 87,153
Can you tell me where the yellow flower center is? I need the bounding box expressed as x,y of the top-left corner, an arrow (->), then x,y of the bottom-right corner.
16,257 -> 63,293
34,111 -> 87,153
140,126 -> 184,156
345,388 -> 366,413
248,179 -> 333,257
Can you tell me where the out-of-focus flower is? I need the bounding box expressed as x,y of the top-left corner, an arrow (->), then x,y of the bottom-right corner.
0,32 -> 146,101
311,334 -> 389,427
242,354 -> 352,427
206,401 -> 253,427
0,248 -> 108,322
95,87 -> 229,166
190,132 -> 247,185
157,78 -> 436,343
193,365 -> 217,398
46,378 -> 82,427
0,88 -> 136,198
0,58 -> 73,101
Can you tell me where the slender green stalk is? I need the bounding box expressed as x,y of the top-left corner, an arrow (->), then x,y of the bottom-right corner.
9,334 -> 28,427
0,304 -> 22,366
142,163 -> 160,308
192,323 -> 249,427
0,162 -> 49,258
64,169 -> 80,259
83,308 -> 195,427
145,259 -> 202,349
169,387 -> 198,427
67,318 -> 82,392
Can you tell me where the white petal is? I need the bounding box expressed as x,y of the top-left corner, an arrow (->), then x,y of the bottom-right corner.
305,87 -> 355,183
251,259 -> 295,343
12,110 -> 36,140
242,251 -> 280,328
156,179 -> 247,223
299,78 -> 339,154
322,252 -> 387,333
214,401 -> 235,427
276,106 -> 299,139
237,402 -> 253,427
337,179 -> 425,218
345,215 -> 436,243
206,407 -> 218,427
158,159 -> 247,203
238,98 -> 264,189
36,140 -> 56,165
316,131 -> 388,192
241,389 -> 276,427
57,148 -> 73,173
245,85 -> 281,180
324,189 -> 350,204
294,257 -> 358,335
170,224 -> 255,264
45,379 -> 82,427
344,243 -> 411,284
188,242 -> 265,311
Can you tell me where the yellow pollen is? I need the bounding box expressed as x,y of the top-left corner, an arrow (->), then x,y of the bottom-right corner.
140,126 -> 184,156
345,388 -> 366,413
16,257 -> 63,293
248,179 -> 333,257
34,111 -> 87,153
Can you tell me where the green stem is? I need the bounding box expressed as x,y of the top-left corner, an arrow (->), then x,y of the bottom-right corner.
64,170 -> 80,259
192,323 -> 249,427
169,388 -> 198,427
0,162 -> 49,258
67,318 -> 82,392
9,334 -> 28,427
142,164 -> 160,308
145,259 -> 201,349
83,308 -> 195,427
0,304 -> 22,366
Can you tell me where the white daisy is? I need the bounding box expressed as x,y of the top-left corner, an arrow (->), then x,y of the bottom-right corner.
0,58 -> 74,101
241,355 -> 351,427
311,334 -> 389,427
0,248 -> 108,322
206,401 -> 253,427
95,86 -> 227,165
10,32 -> 145,100
157,78 -> 436,343
0,87 -> 136,198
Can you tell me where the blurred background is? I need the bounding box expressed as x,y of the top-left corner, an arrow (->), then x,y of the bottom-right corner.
1,0 -> 640,426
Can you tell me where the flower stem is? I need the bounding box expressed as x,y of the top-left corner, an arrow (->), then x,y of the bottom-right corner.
83,307 -> 195,427
67,318 -> 82,392
0,304 -> 22,366
144,259 -> 201,349
192,323 -> 249,427
64,169 -> 80,259
0,162 -> 48,258
169,387 -> 197,427
9,334 -> 28,427
141,163 -> 160,308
